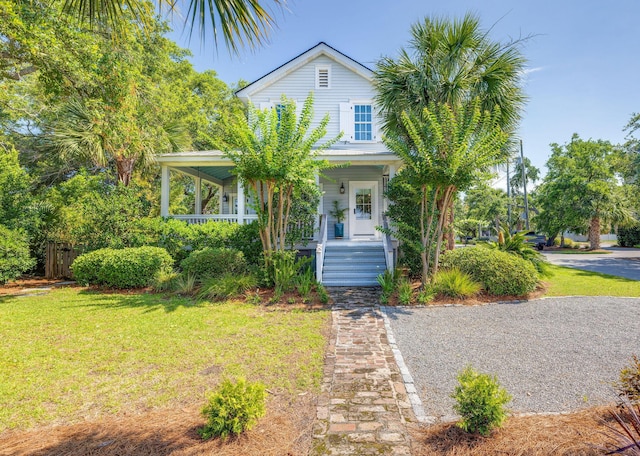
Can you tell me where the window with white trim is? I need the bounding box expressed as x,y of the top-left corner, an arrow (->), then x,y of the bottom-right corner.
316,66 -> 331,89
339,101 -> 379,143
354,104 -> 372,141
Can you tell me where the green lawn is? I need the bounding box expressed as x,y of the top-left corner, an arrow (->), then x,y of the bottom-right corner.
544,264 -> 640,296
0,288 -> 329,432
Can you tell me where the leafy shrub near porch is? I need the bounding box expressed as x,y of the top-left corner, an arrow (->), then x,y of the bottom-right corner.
72,247 -> 174,288
440,247 -> 539,296
180,247 -> 247,282
130,218 -> 262,265
0,225 -> 35,283
451,366 -> 511,436
433,268 -> 482,299
198,273 -> 258,301
200,378 -> 266,440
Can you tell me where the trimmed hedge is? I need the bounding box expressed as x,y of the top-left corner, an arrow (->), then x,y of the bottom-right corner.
618,226 -> 640,248
129,218 -> 262,265
72,246 -> 174,288
440,247 -> 539,296
0,225 -> 35,283
180,247 -> 247,282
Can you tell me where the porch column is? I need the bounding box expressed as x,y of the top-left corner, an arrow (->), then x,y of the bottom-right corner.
160,165 -> 170,217
218,184 -> 224,214
384,164 -> 396,212
194,176 -> 202,215
237,180 -> 245,224
315,173 -> 322,238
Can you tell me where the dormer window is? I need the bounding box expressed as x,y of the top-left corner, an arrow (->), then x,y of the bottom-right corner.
316,66 -> 331,89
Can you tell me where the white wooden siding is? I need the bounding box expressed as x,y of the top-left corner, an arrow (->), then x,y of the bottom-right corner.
248,55 -> 381,148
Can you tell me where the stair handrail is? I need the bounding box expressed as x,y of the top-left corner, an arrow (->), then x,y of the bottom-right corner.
316,214 -> 328,282
381,215 -> 395,271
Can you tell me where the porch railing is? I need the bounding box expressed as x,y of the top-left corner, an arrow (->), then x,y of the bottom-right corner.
171,214 -> 259,224
315,214 -> 327,282
382,215 -> 396,272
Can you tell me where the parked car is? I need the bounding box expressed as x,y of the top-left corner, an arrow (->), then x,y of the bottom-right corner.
521,231 -> 547,250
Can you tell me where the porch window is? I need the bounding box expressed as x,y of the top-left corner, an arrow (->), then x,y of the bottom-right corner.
354,104 -> 372,141
355,188 -> 372,220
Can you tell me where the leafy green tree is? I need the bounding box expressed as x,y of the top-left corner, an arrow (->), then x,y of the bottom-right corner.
225,94 -> 340,255
536,134 -> 631,250
375,13 -> 527,251
464,182 -> 509,234
0,143 -> 31,229
384,99 -> 509,285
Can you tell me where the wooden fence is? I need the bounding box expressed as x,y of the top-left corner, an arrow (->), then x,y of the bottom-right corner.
45,242 -> 83,279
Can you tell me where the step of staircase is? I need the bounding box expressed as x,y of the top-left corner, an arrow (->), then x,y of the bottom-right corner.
321,242 -> 387,287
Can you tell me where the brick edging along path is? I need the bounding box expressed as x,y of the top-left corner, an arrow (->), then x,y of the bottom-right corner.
312,288 -> 415,455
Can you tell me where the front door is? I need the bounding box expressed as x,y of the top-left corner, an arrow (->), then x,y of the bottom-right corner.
349,181 -> 378,238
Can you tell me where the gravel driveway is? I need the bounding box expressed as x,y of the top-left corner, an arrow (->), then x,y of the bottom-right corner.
385,297 -> 640,421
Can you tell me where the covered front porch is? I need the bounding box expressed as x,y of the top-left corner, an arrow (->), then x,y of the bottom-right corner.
156,150 -> 402,239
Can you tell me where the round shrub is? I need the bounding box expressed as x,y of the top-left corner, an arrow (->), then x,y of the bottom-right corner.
451,365 -> 512,436
0,225 -> 35,283
72,246 -> 174,288
440,247 -> 539,296
180,247 -> 247,281
200,378 -> 266,440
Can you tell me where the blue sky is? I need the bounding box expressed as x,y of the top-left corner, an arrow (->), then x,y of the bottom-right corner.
166,0 -> 639,180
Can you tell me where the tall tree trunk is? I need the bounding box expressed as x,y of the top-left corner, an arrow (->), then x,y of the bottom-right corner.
589,216 -> 601,250
446,200 -> 455,250
115,156 -> 135,186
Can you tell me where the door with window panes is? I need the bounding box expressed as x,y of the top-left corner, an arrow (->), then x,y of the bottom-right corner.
348,181 -> 378,238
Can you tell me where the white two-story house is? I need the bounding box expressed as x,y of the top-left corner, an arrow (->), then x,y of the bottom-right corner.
156,42 -> 402,286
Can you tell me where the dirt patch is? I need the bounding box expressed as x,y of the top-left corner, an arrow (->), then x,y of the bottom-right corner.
410,406 -> 618,456
0,394 -> 316,456
0,277 -> 75,295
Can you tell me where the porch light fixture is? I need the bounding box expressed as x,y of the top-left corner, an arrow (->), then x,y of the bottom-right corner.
222,192 -> 228,203
339,182 -> 345,194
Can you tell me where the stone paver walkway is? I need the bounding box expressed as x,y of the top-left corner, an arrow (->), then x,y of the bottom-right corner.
312,288 -> 415,455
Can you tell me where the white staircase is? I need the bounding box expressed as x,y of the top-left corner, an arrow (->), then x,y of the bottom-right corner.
321,241 -> 386,287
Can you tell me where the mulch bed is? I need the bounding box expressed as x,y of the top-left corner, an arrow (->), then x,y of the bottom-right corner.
410,406 -> 619,456
0,394 -> 317,456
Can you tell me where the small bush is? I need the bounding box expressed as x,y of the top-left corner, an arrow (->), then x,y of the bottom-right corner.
295,267 -> 314,299
417,287 -> 435,304
175,273 -> 197,295
151,270 -> 180,292
199,378 -> 266,440
0,225 -> 35,284
441,248 -> 539,296
451,366 -> 512,436
316,283 -> 330,304
198,273 -> 258,301
72,247 -> 173,288
377,268 -> 399,304
433,268 -> 482,299
397,277 -> 413,305
618,225 -> 640,248
615,354 -> 640,403
181,247 -> 247,282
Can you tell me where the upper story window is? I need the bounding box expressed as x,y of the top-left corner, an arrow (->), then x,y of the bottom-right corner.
354,104 -> 372,141
316,65 -> 331,89
339,101 -> 378,143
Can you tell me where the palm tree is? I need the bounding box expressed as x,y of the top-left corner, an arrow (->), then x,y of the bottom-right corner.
45,97 -> 190,186
59,0 -> 287,53
375,13 -> 528,251
374,13 -> 528,138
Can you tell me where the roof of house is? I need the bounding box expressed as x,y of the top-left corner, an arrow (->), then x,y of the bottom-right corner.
235,42 -> 374,101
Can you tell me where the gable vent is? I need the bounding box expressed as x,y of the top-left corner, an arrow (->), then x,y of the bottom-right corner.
317,68 -> 330,88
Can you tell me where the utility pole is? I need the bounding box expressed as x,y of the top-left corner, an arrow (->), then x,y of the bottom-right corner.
520,139 -> 530,231
506,160 -> 511,229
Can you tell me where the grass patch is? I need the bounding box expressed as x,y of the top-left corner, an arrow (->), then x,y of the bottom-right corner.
544,264 -> 640,297
0,288 -> 329,432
